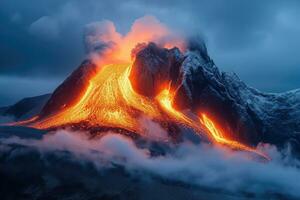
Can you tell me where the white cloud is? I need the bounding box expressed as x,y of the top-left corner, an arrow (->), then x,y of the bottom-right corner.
1,130 -> 300,198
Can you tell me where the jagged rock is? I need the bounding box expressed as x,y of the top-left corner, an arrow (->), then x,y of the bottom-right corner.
130,42 -> 184,97
178,47 -> 300,149
130,41 -> 300,151
173,49 -> 256,144
222,73 -> 300,150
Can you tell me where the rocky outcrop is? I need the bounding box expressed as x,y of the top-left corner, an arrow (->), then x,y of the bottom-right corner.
130,43 -> 184,97
130,42 -> 300,151
39,60 -> 98,118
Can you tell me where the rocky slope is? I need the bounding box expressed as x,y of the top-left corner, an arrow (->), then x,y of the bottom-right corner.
130,42 -> 300,151
39,60 -> 98,118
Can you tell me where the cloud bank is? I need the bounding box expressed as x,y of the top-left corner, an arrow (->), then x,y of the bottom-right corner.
1,129 -> 300,198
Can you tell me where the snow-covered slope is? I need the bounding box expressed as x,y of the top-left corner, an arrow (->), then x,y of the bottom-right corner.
173,42 -> 300,151
130,41 -> 300,151
223,71 -> 300,148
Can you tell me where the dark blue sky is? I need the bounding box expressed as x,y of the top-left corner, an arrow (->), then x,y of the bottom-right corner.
1,0 -> 300,106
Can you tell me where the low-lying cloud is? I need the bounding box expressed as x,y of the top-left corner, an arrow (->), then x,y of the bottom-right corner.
1,129 -> 300,198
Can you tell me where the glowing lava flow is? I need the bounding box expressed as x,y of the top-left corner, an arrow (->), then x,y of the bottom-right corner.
156,88 -> 195,126
155,88 -> 269,160
199,113 -> 270,160
31,64 -> 163,133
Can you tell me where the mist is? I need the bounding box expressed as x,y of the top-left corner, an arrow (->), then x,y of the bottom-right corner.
1,129 -> 300,198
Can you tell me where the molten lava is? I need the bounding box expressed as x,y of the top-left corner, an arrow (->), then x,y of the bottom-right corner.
199,114 -> 269,160
155,89 -> 269,160
31,64 -> 163,133
156,88 -> 194,126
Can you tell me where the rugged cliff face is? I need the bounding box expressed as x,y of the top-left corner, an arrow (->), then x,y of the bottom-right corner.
129,42 -> 300,150
129,43 -> 184,97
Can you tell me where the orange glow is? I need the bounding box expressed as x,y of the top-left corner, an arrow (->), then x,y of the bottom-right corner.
31,64 -> 162,133
199,113 -> 270,160
155,88 -> 195,128
5,116 -> 39,127
155,89 -> 269,159
89,15 -> 185,65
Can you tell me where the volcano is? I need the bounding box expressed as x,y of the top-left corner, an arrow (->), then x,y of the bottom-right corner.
0,37 -> 275,161
2,35 -> 300,157
2,32 -> 300,159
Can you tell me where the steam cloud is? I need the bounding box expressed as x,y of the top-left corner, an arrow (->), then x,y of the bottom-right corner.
1,129 -> 300,198
84,15 -> 185,63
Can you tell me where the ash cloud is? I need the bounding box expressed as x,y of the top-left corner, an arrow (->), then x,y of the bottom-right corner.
1,129 -> 300,199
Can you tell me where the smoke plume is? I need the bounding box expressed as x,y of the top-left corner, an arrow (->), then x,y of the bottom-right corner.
84,15 -> 185,64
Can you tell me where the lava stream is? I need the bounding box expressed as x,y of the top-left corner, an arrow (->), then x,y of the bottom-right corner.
156,89 -> 269,160
31,64 -> 163,133
199,114 -> 270,160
